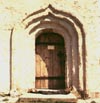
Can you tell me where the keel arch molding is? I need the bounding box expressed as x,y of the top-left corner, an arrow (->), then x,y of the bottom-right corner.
22,4 -> 86,91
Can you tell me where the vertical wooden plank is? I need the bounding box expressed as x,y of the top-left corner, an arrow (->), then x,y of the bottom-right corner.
36,55 -> 41,77
35,80 -> 40,89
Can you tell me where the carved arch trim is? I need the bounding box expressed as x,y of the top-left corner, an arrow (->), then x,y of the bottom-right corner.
22,4 -> 86,91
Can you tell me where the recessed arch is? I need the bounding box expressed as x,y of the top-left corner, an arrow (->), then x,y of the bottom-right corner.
30,21 -> 79,89
22,4 -> 86,91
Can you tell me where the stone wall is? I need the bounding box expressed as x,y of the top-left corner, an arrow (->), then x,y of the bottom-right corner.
0,0 -> 100,97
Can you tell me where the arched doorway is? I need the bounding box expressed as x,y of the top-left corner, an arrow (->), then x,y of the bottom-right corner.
21,4 -> 86,92
35,32 -> 66,89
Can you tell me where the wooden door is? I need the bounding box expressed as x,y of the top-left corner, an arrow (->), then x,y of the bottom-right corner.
35,32 -> 65,89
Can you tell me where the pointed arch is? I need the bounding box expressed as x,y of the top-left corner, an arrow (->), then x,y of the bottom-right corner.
22,4 -> 86,91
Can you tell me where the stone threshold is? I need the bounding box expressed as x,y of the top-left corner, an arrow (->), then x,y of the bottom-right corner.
19,93 -> 77,103
0,93 -> 77,103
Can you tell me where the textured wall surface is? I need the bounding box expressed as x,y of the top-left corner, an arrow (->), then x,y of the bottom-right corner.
0,0 -> 100,97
